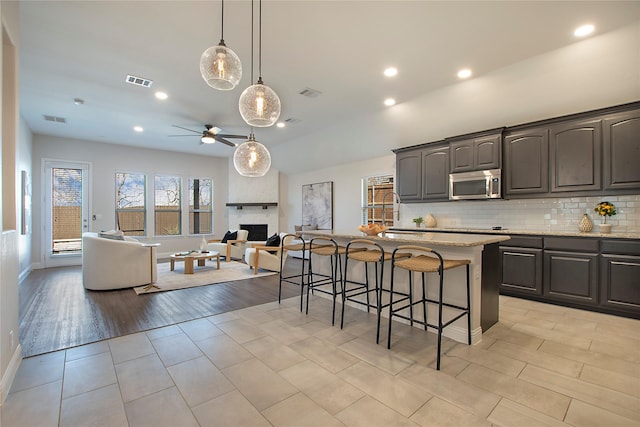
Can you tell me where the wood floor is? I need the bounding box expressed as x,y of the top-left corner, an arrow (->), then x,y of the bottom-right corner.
18,260 -> 303,357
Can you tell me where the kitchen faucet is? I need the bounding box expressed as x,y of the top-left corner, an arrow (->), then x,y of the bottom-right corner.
381,191 -> 400,226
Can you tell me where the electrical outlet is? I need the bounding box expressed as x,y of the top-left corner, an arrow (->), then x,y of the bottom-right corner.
9,330 -> 14,350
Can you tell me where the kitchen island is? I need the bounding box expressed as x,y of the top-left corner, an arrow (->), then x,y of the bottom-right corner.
300,229 -> 510,344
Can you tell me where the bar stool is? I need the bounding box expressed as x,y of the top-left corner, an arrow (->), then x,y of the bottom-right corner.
306,237 -> 365,325
278,233 -> 309,311
341,239 -> 409,344
386,245 -> 471,370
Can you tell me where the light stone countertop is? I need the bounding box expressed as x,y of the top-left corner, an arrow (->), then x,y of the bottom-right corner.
300,229 -> 511,247
388,227 -> 640,240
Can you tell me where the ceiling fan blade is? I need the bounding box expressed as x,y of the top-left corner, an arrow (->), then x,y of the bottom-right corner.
217,133 -> 248,139
168,134 -> 198,137
171,125 -> 200,134
215,136 -> 238,147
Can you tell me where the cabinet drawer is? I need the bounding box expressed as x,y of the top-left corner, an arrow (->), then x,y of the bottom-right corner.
544,237 -> 599,252
601,240 -> 640,256
502,236 -> 543,249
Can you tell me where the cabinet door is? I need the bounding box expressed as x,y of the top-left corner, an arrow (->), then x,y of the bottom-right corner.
474,134 -> 501,170
603,109 -> 640,190
600,254 -> 640,314
544,250 -> 598,305
500,247 -> 543,296
504,128 -> 549,195
450,140 -> 474,173
422,146 -> 450,200
396,149 -> 422,201
550,118 -> 602,192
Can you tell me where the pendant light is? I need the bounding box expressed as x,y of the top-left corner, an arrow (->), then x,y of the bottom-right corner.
200,0 -> 242,91
233,130 -> 271,177
238,0 -> 281,127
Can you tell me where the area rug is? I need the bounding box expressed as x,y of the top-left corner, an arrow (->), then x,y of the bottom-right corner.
134,261 -> 276,294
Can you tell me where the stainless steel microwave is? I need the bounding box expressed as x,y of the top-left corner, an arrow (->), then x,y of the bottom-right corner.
449,169 -> 502,200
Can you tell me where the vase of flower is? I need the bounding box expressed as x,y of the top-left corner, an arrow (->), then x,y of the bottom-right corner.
594,201 -> 616,234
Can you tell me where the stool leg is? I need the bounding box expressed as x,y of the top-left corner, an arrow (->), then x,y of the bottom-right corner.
375,260 -> 383,344
387,262 -> 396,349
306,253 -> 313,315
364,263 -> 370,312
437,268 -> 444,371
340,254 -> 350,329
408,272 -> 414,327
466,264 -> 471,345
331,254 -> 337,326
421,272 -> 428,331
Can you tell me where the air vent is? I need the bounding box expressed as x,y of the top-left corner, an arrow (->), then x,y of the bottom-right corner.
125,74 -> 153,88
43,115 -> 67,123
284,117 -> 302,125
298,87 -> 322,98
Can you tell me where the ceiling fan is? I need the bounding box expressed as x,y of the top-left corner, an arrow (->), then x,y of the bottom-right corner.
170,124 -> 247,147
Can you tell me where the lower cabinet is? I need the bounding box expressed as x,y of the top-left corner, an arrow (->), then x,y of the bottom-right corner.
543,251 -> 599,306
500,235 -> 639,318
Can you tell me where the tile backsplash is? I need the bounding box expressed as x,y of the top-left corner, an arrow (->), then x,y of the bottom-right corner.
401,195 -> 639,234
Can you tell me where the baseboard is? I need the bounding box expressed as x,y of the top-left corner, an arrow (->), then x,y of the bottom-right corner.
0,344 -> 22,405
19,266 -> 32,284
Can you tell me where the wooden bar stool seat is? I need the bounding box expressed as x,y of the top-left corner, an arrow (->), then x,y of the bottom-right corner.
387,245 -> 471,370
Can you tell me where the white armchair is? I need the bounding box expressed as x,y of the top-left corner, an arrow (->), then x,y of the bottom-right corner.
245,233 -> 295,275
207,229 -> 249,262
82,232 -> 158,290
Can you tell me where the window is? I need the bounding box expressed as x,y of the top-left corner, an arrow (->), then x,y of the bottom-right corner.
155,175 -> 181,235
115,172 -> 146,236
362,175 -> 395,225
189,177 -> 212,234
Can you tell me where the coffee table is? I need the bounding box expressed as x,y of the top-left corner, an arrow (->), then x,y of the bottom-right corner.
169,251 -> 220,274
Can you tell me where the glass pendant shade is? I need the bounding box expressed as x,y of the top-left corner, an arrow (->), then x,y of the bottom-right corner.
238,79 -> 281,127
199,41 -> 242,90
233,134 -> 271,177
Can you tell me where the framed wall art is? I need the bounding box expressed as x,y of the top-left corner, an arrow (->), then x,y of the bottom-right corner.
302,181 -> 333,230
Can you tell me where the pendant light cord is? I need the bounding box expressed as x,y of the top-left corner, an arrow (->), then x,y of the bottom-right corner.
258,0 -> 262,80
251,0 -> 255,84
220,0 -> 225,42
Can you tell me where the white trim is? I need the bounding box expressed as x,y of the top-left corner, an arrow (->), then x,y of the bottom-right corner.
0,344 -> 22,405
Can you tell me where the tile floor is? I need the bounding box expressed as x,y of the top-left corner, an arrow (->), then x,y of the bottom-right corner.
2,295 -> 639,427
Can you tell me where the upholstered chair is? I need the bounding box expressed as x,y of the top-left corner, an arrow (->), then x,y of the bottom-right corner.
245,233 -> 294,274
207,229 -> 249,261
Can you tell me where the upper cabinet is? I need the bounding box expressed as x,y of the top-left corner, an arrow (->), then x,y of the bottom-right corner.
396,149 -> 423,200
395,101 -> 640,203
549,118 -> 602,193
602,109 -> 640,191
395,142 -> 449,203
504,127 -> 549,196
449,132 -> 502,173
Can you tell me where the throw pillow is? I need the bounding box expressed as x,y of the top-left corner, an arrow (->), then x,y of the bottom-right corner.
265,233 -> 281,247
221,230 -> 237,243
301,224 -> 318,231
294,225 -> 302,232
99,230 -> 125,240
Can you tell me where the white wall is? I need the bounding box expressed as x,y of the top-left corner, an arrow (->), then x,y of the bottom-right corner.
31,135 -> 230,263
16,117 -> 32,280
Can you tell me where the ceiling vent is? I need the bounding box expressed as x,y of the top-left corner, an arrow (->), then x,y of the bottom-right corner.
125,74 -> 153,88
298,87 -> 322,98
43,115 -> 67,123
284,117 -> 302,125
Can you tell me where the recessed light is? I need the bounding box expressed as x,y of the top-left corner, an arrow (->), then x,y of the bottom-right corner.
574,24 -> 594,37
276,122 -> 285,128
384,98 -> 396,106
155,91 -> 168,100
73,98 -> 85,105
457,69 -> 472,79
384,67 -> 398,77
133,126 -> 144,132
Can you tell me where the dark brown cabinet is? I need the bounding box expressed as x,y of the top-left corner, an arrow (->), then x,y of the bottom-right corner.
396,148 -> 422,201
543,237 -> 599,306
395,143 -> 449,202
600,240 -> 640,315
550,118 -> 601,192
503,127 -> 549,195
500,236 -> 543,296
603,109 -> 640,191
450,133 -> 501,173
421,144 -> 449,200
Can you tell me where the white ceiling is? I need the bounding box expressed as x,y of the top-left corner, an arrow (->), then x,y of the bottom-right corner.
19,1 -> 640,173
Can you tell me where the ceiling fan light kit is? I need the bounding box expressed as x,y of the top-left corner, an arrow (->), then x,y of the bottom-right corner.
233,132 -> 271,177
200,0 -> 242,90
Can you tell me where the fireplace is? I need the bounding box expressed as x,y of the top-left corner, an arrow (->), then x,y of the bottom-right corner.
240,224 -> 268,241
